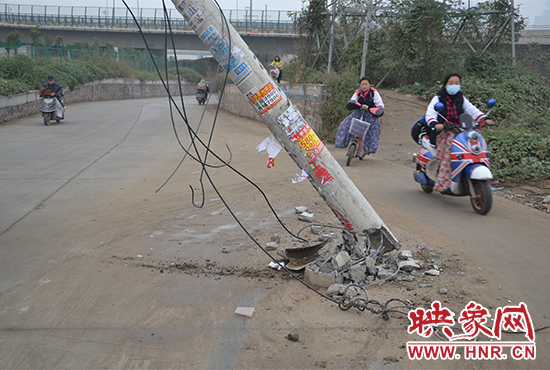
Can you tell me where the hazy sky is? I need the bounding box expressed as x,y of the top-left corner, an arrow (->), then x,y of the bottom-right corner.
10,1 -> 550,25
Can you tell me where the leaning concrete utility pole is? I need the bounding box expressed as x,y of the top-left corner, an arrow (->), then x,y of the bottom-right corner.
171,0 -> 399,254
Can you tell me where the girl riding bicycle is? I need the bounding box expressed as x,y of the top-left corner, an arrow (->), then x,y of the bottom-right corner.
335,76 -> 384,158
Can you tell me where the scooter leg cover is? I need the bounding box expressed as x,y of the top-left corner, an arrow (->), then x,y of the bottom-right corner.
55,99 -> 63,118
363,117 -> 381,153
335,110 -> 362,148
433,132 -> 455,191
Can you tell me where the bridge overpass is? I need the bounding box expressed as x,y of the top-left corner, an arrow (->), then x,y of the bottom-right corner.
1,2 -> 549,59
0,3 -> 299,56
516,26 -> 550,45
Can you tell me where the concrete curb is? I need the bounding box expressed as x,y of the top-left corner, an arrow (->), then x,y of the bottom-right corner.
219,83 -> 330,131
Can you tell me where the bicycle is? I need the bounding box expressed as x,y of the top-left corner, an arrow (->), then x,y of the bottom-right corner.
346,106 -> 371,166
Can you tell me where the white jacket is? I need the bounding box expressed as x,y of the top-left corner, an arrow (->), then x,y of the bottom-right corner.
425,94 -> 485,127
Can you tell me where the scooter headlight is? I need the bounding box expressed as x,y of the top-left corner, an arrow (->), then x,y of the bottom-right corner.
468,131 -> 480,142
471,144 -> 481,154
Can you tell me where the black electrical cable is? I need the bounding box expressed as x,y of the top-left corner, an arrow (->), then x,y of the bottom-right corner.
122,1 -> 233,180
121,0 -> 410,316
156,0 -> 306,238
155,3 -> 230,195
339,284 -> 413,318
121,0 -> 307,238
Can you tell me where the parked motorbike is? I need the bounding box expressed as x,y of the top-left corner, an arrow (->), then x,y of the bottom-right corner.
41,91 -> 64,126
196,88 -> 207,105
411,99 -> 496,214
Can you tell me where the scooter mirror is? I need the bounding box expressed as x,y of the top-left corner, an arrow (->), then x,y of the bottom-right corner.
487,98 -> 496,108
434,102 -> 445,112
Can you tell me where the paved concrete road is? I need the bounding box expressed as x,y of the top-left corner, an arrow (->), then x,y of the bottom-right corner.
1,96 -> 305,369
0,96 -> 548,369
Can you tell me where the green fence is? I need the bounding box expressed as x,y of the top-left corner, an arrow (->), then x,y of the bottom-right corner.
0,3 -> 297,33
1,41 -> 213,75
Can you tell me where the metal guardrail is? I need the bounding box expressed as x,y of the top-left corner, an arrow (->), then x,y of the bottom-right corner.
1,40 -> 213,74
523,25 -> 550,30
0,3 -> 298,33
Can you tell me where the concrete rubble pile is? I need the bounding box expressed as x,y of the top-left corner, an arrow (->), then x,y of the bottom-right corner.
268,206 -> 451,298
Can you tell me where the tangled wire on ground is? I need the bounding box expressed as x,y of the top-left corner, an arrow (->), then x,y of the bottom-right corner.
338,284 -> 413,319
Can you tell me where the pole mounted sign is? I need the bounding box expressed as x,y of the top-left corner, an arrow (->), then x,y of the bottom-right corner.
171,0 -> 399,254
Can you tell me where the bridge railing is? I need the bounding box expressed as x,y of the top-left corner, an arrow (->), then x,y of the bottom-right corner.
0,40 -> 215,75
0,3 -> 298,33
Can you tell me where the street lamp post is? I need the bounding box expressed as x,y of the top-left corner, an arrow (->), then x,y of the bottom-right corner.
511,0 -> 516,65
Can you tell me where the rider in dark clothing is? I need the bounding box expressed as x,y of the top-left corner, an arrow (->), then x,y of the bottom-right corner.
196,79 -> 209,100
43,76 -> 65,107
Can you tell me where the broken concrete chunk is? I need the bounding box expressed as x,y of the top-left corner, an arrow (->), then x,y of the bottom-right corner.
398,259 -> 422,272
400,275 -> 416,282
271,233 -> 281,243
286,333 -> 299,342
364,256 -> 377,276
349,264 -> 366,283
376,267 -> 393,280
410,270 -> 425,277
297,212 -> 314,222
310,225 -> 322,235
235,307 -> 255,317
265,242 -> 278,251
398,250 -> 413,260
344,285 -> 362,296
439,288 -> 448,294
425,269 -> 440,276
304,265 -> 343,287
327,283 -> 345,295
332,251 -> 351,271
295,206 -> 309,214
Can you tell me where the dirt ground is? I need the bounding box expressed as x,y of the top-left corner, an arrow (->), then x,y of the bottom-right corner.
143,90 -> 549,368
227,90 -> 550,369
1,92 -> 548,369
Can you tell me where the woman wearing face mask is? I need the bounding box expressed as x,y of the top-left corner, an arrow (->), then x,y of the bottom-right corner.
425,72 -> 493,193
